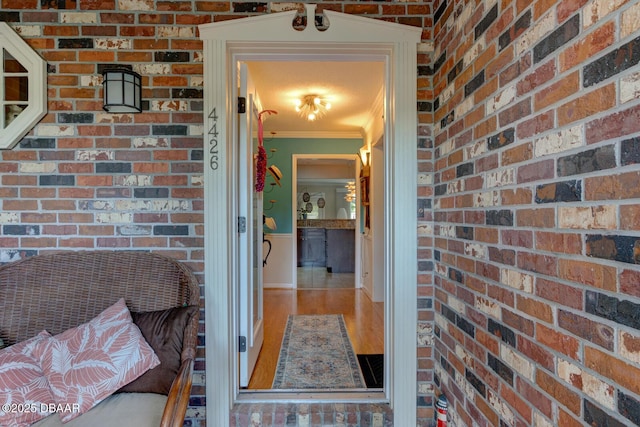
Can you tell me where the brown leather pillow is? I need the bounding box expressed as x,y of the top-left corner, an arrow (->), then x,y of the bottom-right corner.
118,305 -> 198,395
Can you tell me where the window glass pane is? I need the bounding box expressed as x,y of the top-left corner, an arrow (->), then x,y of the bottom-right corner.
4,49 -> 27,73
4,104 -> 25,128
4,76 -> 28,101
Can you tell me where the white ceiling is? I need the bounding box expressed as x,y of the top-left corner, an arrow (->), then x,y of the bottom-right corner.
247,61 -> 384,138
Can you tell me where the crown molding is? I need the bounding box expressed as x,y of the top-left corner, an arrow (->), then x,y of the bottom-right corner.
269,130 -> 363,139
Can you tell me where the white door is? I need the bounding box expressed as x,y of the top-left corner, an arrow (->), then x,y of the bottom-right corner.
238,63 -> 264,387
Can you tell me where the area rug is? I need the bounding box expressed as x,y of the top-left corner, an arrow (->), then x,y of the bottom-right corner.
272,314 -> 366,389
357,354 -> 384,388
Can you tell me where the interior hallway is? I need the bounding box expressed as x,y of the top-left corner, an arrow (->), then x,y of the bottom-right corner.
247,287 -> 384,389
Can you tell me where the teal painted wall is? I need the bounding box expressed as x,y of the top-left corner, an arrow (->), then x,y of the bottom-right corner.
262,137 -> 362,233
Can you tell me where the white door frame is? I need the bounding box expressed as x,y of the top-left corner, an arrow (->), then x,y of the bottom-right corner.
200,6 -> 420,426
237,67 -> 265,387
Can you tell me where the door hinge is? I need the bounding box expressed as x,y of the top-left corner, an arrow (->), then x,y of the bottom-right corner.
239,335 -> 247,352
238,97 -> 246,114
238,216 -> 246,233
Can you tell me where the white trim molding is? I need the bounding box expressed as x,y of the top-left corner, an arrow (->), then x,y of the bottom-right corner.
268,130 -> 363,139
200,5 -> 420,426
0,22 -> 47,150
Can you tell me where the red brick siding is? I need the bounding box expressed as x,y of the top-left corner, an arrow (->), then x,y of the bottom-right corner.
1,0 -> 640,426
432,0 -> 640,426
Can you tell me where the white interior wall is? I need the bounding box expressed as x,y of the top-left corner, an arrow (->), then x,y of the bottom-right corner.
371,142 -> 385,302
263,233 -> 294,288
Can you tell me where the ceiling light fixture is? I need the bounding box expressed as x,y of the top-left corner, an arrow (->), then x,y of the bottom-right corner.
295,94 -> 331,121
344,181 -> 356,202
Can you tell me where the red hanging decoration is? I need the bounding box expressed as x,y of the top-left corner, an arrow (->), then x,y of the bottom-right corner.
255,109 -> 277,192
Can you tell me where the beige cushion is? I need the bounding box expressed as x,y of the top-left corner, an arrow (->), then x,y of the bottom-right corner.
31,393 -> 167,427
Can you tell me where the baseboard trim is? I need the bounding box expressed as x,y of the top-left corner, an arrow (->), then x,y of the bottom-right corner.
264,282 -> 294,289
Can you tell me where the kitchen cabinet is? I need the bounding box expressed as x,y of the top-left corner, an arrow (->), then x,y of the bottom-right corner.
326,229 -> 355,273
297,228 -> 326,267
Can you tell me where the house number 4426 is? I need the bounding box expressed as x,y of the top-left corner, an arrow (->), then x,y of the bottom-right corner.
208,107 -> 220,170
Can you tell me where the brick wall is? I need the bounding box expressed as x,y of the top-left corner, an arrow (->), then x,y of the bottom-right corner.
0,0 -> 210,423
1,0 -> 639,425
0,1 -> 435,425
430,0 -> 640,426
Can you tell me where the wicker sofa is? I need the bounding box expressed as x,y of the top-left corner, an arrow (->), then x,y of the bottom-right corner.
0,251 -> 200,427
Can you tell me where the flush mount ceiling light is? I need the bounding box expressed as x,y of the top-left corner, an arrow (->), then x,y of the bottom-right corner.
295,94 -> 331,121
102,68 -> 142,113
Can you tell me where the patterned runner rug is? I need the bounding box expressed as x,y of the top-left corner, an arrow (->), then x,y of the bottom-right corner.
272,314 -> 366,389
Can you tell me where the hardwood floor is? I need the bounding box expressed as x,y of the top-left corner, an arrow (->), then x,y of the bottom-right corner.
246,287 -> 385,389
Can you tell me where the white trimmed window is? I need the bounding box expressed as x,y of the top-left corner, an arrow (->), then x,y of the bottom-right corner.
0,22 -> 47,149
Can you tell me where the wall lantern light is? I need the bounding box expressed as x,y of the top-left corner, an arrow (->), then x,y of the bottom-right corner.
359,146 -> 370,166
102,69 -> 142,113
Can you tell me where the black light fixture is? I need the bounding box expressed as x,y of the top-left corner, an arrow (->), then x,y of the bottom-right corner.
102,68 -> 142,113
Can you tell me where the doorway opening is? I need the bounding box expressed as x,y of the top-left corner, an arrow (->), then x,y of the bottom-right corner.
199,6 -> 420,426
294,154 -> 361,290
242,57 -> 385,391
246,150 -> 382,390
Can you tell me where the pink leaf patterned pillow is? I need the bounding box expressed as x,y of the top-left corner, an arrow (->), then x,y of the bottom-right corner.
0,332 -> 55,427
32,298 -> 160,422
